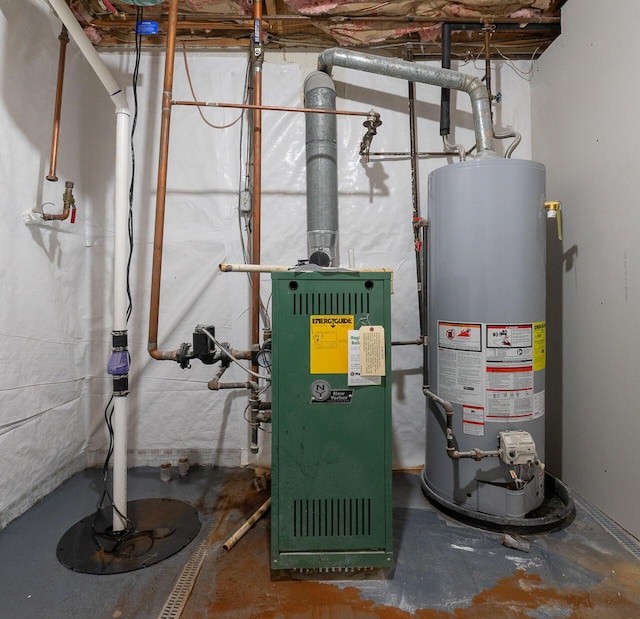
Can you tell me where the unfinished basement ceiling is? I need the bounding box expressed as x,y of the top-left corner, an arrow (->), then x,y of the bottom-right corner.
70,0 -> 567,59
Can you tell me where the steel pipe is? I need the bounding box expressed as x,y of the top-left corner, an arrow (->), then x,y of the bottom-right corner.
304,71 -> 338,266
318,48 -> 496,157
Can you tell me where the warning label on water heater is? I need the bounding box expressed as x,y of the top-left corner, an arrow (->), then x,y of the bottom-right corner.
484,323 -> 534,422
437,321 -> 544,422
437,322 -> 483,406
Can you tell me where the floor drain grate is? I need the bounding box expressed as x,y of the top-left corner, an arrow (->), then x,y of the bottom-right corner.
576,495 -> 640,561
158,519 -> 215,619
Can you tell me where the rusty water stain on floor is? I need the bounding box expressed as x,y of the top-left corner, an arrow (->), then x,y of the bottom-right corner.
181,472 -> 640,619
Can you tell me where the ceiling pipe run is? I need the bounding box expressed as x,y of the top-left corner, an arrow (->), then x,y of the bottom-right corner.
304,71 -> 338,267
46,0 -> 131,532
318,48 -> 497,158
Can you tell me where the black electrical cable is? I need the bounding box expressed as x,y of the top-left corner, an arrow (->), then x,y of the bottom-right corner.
126,7 -> 142,322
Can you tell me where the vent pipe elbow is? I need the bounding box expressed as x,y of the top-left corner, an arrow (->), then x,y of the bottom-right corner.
318,48 -> 496,158
304,71 -> 338,266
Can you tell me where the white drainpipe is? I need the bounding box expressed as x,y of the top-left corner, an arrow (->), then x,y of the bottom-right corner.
46,0 -> 131,532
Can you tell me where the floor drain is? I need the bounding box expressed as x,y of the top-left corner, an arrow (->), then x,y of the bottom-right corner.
575,494 -> 640,561
158,519 -> 215,619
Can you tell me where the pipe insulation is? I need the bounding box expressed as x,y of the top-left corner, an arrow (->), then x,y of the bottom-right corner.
304,71 -> 338,266
317,48 -> 496,158
46,0 -> 131,532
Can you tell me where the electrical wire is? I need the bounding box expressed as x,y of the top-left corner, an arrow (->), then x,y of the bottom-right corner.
92,396 -> 135,543
495,45 -> 540,81
181,42 -> 245,129
126,8 -> 142,323
181,42 -> 271,331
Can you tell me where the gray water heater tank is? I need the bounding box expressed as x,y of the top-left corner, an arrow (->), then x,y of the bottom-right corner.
422,158 -> 547,522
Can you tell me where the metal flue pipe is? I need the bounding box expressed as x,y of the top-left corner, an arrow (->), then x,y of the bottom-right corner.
304,71 -> 338,266
318,48 -> 497,157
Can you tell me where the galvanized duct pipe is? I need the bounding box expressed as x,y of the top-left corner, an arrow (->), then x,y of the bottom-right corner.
318,48 -> 497,158
304,71 -> 338,266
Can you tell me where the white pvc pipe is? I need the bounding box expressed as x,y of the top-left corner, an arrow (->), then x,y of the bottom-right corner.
46,0 -> 131,531
111,112 -> 131,532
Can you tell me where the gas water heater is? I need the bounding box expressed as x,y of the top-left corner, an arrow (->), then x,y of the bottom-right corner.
270,270 -> 393,570
422,158 -> 547,523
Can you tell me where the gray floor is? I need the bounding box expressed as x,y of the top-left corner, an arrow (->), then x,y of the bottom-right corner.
1,466 -> 639,618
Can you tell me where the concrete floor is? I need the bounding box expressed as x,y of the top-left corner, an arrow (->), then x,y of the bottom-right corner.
1,466 -> 639,618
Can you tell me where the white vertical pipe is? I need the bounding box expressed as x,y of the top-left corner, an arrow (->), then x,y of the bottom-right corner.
111,112 -> 131,532
46,0 -> 131,531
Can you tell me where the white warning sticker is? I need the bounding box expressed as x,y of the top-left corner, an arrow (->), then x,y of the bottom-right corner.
533,390 -> 545,419
485,365 -> 533,421
463,405 -> 485,436
438,322 -> 482,352
437,320 -> 541,422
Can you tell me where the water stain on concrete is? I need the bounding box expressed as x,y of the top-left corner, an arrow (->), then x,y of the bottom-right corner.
182,471 -> 640,619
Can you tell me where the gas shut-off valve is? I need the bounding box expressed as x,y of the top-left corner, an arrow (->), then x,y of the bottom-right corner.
499,430 -> 543,468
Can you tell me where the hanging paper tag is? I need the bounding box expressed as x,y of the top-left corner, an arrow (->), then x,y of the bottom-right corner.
359,325 -> 386,376
348,330 -> 382,386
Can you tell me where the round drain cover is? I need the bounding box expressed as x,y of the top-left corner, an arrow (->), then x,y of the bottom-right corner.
57,498 -> 201,574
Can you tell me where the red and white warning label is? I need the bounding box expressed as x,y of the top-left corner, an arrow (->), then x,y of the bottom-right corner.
437,320 -> 543,422
463,405 -> 485,436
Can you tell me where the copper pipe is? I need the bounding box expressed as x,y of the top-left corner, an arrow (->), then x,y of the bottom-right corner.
148,0 -> 180,361
172,99 -> 377,118
47,25 -> 69,182
250,1 -> 263,361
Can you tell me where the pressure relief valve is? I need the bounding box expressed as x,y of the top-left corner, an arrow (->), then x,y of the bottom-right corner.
545,201 -> 562,241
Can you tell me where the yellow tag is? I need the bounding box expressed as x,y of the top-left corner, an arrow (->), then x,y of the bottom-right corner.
310,315 -> 354,374
533,322 -> 546,371
359,325 -> 386,376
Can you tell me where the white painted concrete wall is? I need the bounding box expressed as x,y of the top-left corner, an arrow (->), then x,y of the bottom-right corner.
532,0 -> 640,538
2,0 -> 533,527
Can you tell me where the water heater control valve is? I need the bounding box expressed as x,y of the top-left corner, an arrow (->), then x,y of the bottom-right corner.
499,431 -> 538,466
